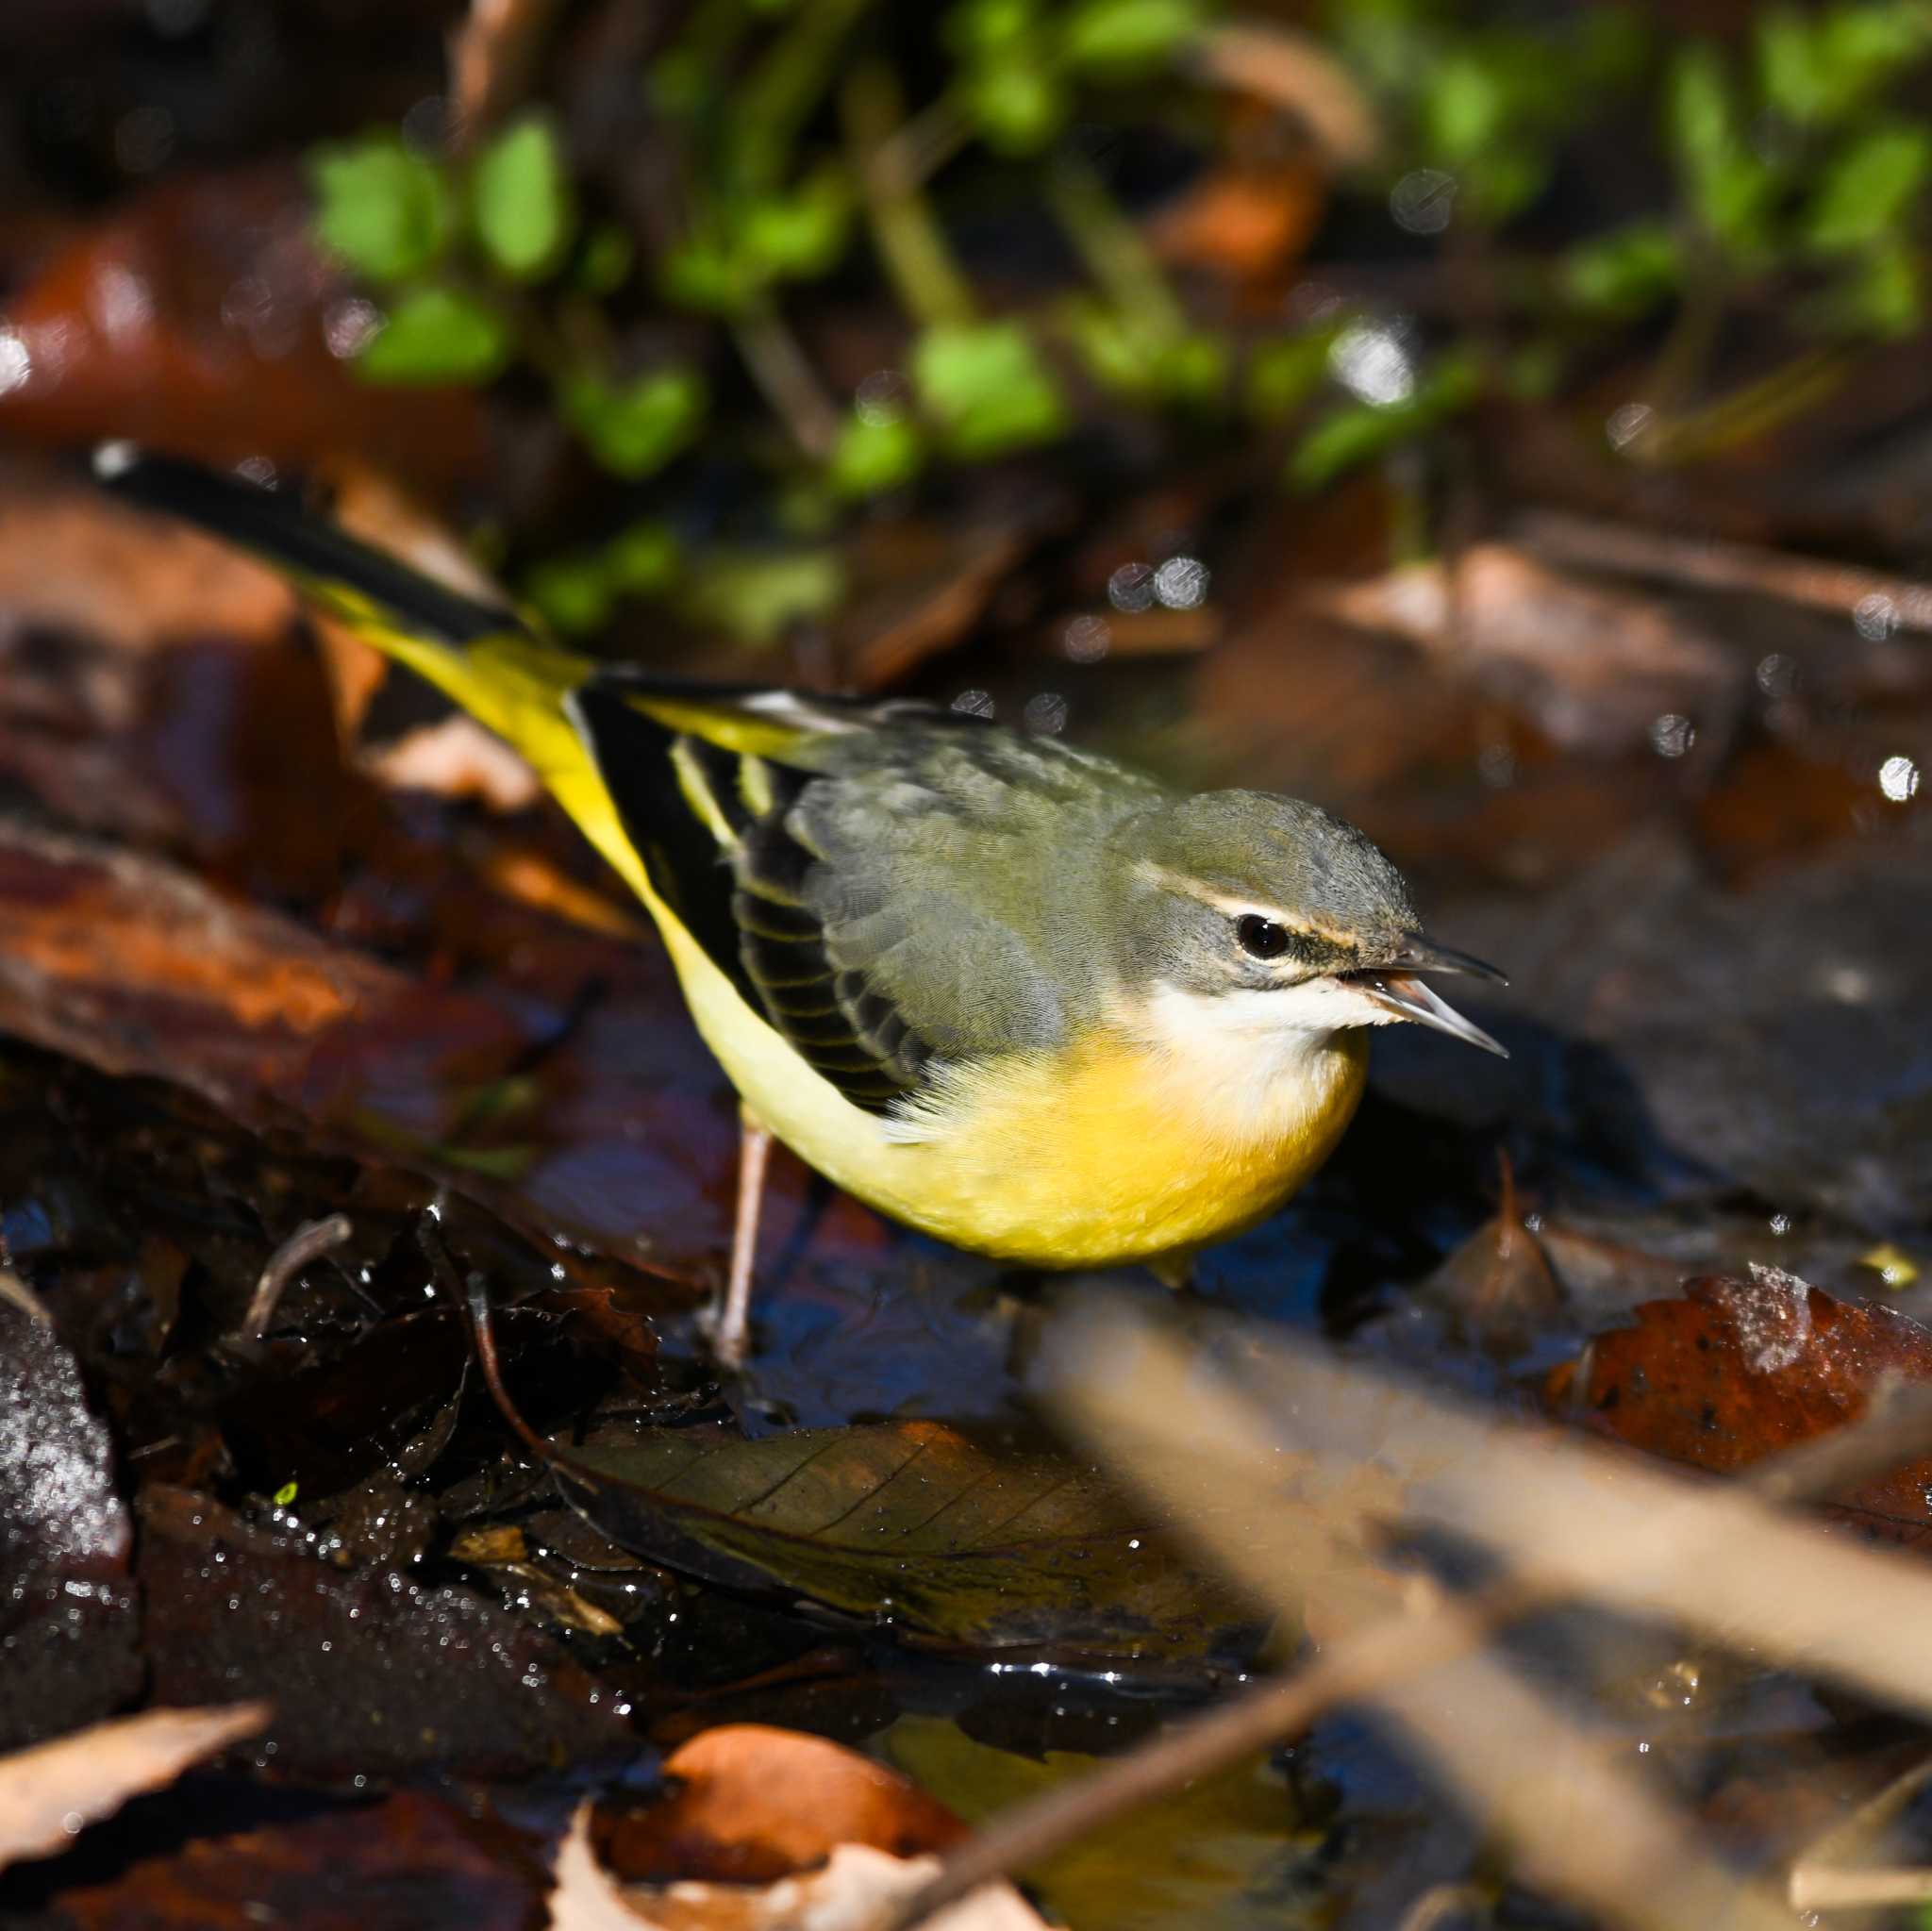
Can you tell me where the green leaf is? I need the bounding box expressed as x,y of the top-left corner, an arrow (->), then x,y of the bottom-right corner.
1246,327 -> 1340,420
1817,238 -> 1924,336
356,286 -> 513,384
826,410 -> 924,498
523,555 -> 613,635
472,113 -> 576,282
946,0 -> 1034,60
961,55 -> 1069,154
680,545 -> 845,644
1667,42 -> 1777,255
602,520 -> 681,596
1287,351 -> 1480,491
1058,0 -> 1204,75
658,236 -> 756,314
1811,3 -> 1932,120
912,319 -> 1071,458
1061,297 -> 1225,407
308,135 -> 454,282
885,1715 -> 1303,1930
1805,121 -> 1932,252
1757,7 -> 1826,124
741,164 -> 854,280
1424,49 -> 1510,164
1562,219 -> 1684,315
558,366 -> 708,478
1463,141 -> 1550,225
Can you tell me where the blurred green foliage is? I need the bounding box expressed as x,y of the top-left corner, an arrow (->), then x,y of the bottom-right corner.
306,0 -> 1932,638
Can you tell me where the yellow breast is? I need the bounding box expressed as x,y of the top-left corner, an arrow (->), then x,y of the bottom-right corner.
870,1025 -> 1369,1266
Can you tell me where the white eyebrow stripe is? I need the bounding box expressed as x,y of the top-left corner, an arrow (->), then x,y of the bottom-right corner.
1132,860 -> 1290,923
1132,860 -> 1370,953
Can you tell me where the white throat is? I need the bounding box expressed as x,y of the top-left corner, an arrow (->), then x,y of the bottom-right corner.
1127,975 -> 1391,1148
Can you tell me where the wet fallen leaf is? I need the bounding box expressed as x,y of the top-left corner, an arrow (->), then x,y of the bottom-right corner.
0,168 -> 483,483
1548,1270 -> 1932,1543
0,1704 -> 268,1873
537,1417 -> 1255,1660
0,1304 -> 142,1750
1306,545 -> 1737,757
52,1787 -> 549,1931
884,1713 -> 1311,1931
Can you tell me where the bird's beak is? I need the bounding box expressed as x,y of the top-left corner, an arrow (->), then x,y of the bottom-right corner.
1385,936 -> 1508,985
1354,970 -> 1509,1057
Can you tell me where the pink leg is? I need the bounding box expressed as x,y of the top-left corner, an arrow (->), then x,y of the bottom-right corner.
708,1113 -> 773,1367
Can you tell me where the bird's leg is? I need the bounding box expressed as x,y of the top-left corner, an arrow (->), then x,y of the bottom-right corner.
709,1111 -> 773,1368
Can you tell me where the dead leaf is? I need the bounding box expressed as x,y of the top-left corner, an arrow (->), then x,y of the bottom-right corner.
1305,544 -> 1737,755
599,1725 -> 965,1884
553,1799 -> 1044,1931
1548,1270 -> 1932,1542
526,1416 -> 1257,1660
0,1704 -> 268,1873
0,168 -> 483,483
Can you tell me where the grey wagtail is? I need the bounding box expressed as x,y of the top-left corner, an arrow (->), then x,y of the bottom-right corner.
92,443 -> 1507,1363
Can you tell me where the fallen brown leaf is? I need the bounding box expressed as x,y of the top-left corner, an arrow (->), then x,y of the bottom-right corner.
0,1704 -> 269,1873
554,1800 -> 1045,1931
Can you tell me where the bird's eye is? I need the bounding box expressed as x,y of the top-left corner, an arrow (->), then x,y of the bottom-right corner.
1237,915 -> 1291,961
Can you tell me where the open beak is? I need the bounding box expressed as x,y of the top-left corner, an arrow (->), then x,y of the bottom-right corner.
1350,938 -> 1509,1058
1384,936 -> 1507,985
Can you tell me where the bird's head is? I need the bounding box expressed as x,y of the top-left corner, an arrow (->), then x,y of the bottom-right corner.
1105,789 -> 1507,1059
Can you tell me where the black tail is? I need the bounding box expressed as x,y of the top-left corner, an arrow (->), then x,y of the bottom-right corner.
92,442 -> 516,649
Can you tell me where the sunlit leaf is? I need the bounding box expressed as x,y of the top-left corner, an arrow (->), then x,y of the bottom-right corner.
1667,42 -> 1777,256
884,1714 -> 1307,1931
1805,121 -> 1932,252
1562,219 -> 1683,316
913,320 -> 1071,458
472,112 -> 576,282
741,164 -> 854,280
523,555 -> 613,635
961,55 -> 1069,154
309,135 -> 454,282
357,286 -> 513,384
679,546 -> 845,644
827,410 -> 924,498
1059,0 -> 1204,75
1287,350 -> 1480,491
558,366 -> 707,477
602,519 -> 681,595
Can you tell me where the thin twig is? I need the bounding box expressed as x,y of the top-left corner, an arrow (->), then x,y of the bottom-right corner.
730,302 -> 842,460
893,1328 -> 1932,1930
883,1573 -> 1547,1931
1518,506 -> 1932,634
238,1214 -> 353,1341
447,0 -> 565,154
0,1267 -> 51,1324
1789,1866 -> 1932,1909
